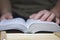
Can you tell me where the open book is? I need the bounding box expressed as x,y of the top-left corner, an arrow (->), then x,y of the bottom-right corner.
0,18 -> 60,33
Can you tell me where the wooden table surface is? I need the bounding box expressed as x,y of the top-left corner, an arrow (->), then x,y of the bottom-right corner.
6,33 -> 60,40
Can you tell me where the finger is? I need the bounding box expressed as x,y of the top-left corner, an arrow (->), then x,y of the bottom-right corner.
40,11 -> 51,21
10,16 -> 13,19
47,13 -> 55,22
29,14 -> 36,19
33,11 -> 44,20
1,16 -> 6,20
6,14 -> 13,19
56,17 -> 60,24
7,16 -> 13,19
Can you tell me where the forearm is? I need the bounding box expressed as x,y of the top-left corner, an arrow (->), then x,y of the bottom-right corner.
51,0 -> 60,18
1,0 -> 11,14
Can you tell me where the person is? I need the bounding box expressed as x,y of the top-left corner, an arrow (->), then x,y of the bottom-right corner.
0,0 -> 60,24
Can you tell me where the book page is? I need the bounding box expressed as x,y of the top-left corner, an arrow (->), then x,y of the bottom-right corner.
26,19 -> 60,33
0,18 -> 27,32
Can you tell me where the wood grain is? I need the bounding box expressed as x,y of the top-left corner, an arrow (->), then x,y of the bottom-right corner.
7,33 -> 60,40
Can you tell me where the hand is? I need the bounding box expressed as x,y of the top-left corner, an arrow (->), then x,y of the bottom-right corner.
29,10 -> 60,24
0,13 -> 13,20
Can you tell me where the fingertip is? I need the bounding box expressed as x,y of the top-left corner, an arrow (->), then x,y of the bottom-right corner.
47,13 -> 55,22
29,15 -> 33,19
56,18 -> 60,24
7,16 -> 13,20
1,16 -> 6,20
10,16 -> 13,19
29,14 -> 36,19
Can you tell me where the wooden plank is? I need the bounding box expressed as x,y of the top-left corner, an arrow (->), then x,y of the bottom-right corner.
0,32 -> 60,40
0,31 -> 7,40
54,32 -> 60,38
6,33 -> 60,40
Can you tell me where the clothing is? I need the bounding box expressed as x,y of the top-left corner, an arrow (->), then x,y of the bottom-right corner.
10,0 -> 57,19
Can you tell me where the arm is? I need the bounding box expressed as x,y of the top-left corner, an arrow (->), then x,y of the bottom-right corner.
29,0 -> 60,24
1,0 -> 11,14
0,0 -> 13,19
51,0 -> 60,18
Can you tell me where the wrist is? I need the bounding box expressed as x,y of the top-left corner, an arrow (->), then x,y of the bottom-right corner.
1,12 -> 12,16
1,10 -> 12,15
50,9 -> 60,18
